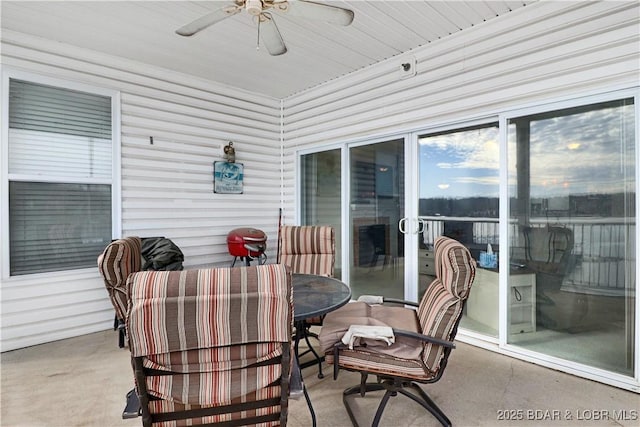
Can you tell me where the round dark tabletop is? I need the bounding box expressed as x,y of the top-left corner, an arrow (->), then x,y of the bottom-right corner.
292,273 -> 351,321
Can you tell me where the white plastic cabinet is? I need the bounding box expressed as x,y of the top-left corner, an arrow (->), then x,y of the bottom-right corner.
466,268 -> 536,334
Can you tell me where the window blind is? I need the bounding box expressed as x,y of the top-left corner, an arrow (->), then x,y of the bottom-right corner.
7,79 -> 114,276
9,79 -> 111,138
9,182 -> 112,275
8,79 -> 112,179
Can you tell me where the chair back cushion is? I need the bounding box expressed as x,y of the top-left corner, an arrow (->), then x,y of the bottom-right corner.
278,225 -> 335,277
128,264 -> 292,356
97,236 -> 142,320
127,264 -> 293,410
418,236 -> 476,372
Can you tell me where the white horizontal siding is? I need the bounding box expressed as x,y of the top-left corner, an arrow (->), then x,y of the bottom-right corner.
281,1 -> 640,221
0,269 -> 113,350
1,31 -> 282,351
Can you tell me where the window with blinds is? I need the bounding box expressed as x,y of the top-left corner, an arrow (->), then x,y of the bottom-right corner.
7,79 -> 114,276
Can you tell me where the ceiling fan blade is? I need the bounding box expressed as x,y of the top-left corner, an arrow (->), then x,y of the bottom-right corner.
176,5 -> 241,36
285,0 -> 354,26
260,13 -> 287,56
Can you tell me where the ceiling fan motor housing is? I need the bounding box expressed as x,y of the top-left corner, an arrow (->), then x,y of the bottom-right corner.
245,0 -> 263,16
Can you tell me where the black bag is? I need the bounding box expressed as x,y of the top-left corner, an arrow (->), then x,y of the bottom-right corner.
141,237 -> 184,271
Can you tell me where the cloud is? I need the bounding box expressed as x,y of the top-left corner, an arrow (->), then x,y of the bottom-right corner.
419,100 -> 634,200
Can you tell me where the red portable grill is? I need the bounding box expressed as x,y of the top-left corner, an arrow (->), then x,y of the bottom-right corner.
227,227 -> 267,266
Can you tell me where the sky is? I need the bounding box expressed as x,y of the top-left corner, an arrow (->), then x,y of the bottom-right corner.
419,101 -> 635,200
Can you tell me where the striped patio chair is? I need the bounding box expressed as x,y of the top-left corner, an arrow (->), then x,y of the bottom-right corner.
98,236 -> 142,348
318,236 -> 476,427
277,225 -> 335,378
127,264 -> 294,427
278,225 -> 335,277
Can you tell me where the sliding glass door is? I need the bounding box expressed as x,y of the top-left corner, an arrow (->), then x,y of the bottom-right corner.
417,124 -> 500,336
507,97 -> 636,376
300,138 -> 406,298
298,90 -> 637,387
349,139 -> 405,300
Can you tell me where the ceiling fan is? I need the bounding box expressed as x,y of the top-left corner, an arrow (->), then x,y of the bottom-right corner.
175,0 -> 355,56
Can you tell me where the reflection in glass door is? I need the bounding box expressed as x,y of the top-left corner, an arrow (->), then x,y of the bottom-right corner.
349,140 -> 405,299
300,149 -> 342,278
418,124 -> 500,336
507,97 -> 636,376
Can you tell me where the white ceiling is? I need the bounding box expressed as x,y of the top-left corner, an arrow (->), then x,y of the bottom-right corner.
1,1 -> 533,99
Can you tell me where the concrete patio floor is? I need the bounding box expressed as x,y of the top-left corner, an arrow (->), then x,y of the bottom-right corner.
1,329 -> 638,427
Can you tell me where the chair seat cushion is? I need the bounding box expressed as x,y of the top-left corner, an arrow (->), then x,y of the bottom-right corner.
325,347 -> 434,381
319,301 -> 422,360
319,302 -> 437,381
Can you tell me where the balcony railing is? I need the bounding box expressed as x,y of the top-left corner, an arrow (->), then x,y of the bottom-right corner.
420,216 -> 635,296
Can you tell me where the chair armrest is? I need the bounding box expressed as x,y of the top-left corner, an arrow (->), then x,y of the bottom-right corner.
357,295 -> 419,307
392,328 -> 455,348
382,298 -> 419,308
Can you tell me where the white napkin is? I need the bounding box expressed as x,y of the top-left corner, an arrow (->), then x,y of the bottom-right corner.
341,325 -> 395,349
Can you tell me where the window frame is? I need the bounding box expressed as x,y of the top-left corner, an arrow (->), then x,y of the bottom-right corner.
1,68 -> 121,280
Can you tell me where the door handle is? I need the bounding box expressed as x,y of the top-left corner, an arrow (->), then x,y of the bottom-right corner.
400,218 -> 426,234
398,218 -> 407,234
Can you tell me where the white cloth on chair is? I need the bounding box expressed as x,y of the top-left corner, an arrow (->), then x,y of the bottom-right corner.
341,325 -> 395,349
357,295 -> 384,305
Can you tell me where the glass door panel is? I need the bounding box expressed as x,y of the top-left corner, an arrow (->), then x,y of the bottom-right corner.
349,140 -> 405,299
418,124 -> 500,336
507,98 -> 635,376
300,149 -> 342,279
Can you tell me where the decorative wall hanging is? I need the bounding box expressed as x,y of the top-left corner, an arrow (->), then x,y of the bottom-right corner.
214,161 -> 244,194
223,141 -> 236,163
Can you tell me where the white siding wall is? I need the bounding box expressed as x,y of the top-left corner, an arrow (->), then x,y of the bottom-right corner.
1,30 -> 282,351
282,1 -> 640,222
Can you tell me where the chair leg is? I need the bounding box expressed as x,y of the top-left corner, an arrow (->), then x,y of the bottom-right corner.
343,382 -> 386,427
122,388 -> 141,419
371,390 -> 394,427
399,382 -> 451,427
118,327 -> 125,348
117,319 -> 126,348
342,377 -> 451,427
